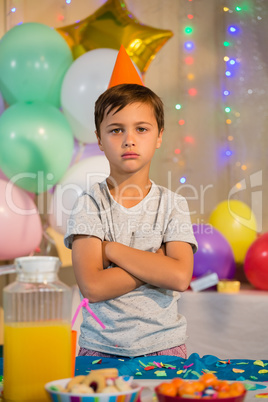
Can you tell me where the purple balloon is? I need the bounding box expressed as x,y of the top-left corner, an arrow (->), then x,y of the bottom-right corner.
193,224 -> 236,279
70,138 -> 102,166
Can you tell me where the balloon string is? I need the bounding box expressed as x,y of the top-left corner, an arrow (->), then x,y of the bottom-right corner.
71,298 -> 105,329
74,141 -> 86,164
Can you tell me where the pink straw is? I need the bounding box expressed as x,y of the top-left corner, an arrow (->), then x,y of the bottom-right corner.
72,298 -> 106,329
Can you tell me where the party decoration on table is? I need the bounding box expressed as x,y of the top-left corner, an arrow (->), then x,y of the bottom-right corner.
244,232 -> 268,290
48,155 -> 110,234
190,272 -> 219,292
217,280 -> 241,293
209,200 -> 257,264
0,22 -> 73,107
56,0 -> 173,73
0,101 -> 74,194
255,393 -> 268,398
72,298 -> 105,329
0,179 -> 42,260
61,48 -> 140,143
192,224 -> 235,280
73,353 -> 268,383
108,45 -> 144,88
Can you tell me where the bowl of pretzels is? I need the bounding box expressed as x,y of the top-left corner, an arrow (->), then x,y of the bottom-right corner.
45,368 -> 141,402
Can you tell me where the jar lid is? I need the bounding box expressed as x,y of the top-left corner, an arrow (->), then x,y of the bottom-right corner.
15,256 -> 61,282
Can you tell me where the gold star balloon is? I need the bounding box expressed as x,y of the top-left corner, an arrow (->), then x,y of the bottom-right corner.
57,0 -> 173,73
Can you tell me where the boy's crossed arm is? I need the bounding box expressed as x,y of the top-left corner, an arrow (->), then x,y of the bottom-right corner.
72,235 -> 193,303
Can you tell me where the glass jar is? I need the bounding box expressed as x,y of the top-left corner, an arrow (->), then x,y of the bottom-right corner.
3,256 -> 72,402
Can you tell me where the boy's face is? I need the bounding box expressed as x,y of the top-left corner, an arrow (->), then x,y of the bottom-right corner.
96,102 -> 163,177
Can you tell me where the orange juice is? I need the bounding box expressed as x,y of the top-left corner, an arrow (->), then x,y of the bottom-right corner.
4,321 -> 72,402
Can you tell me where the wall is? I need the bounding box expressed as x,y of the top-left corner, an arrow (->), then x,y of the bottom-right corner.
1,0 -> 266,229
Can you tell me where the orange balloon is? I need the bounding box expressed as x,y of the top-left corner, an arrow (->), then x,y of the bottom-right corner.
56,0 -> 173,73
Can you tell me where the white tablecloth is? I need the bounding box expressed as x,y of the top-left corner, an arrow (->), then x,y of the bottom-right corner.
179,286 -> 268,360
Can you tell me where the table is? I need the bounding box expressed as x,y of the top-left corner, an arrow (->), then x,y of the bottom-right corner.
1,354 -> 268,401
73,354 -> 268,401
179,286 -> 268,360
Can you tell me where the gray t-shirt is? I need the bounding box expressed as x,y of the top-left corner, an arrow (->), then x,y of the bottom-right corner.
64,180 -> 198,357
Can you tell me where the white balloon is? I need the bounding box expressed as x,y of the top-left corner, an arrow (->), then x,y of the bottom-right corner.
48,155 -> 110,235
61,48 -> 142,144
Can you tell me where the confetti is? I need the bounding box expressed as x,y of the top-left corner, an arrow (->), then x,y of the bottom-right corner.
183,363 -> 194,369
144,366 -> 155,371
216,362 -> 228,368
258,370 -> 268,374
177,370 -> 184,375
92,359 -> 102,365
244,383 -> 267,391
232,368 -> 245,373
183,369 -> 192,378
255,393 -> 268,398
254,360 -> 265,367
162,364 -> 176,369
202,370 -> 217,374
138,360 -> 147,368
191,371 -> 201,378
135,372 -> 142,376
154,370 -> 167,377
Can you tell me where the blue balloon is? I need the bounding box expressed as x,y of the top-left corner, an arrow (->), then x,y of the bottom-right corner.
193,224 -> 236,279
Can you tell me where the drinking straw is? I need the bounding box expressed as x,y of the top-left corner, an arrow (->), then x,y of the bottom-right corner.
72,298 -> 106,329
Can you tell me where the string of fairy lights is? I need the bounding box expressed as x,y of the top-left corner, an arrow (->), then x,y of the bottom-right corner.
5,0 -> 73,26
174,0 -> 197,186
221,2 -> 246,191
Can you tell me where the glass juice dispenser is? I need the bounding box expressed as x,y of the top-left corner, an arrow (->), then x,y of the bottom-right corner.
3,256 -> 72,402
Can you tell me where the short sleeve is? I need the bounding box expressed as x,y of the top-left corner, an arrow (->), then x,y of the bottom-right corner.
163,194 -> 198,253
64,192 -> 104,249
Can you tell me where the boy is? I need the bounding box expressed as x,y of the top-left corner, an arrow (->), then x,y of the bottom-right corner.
64,83 -> 197,358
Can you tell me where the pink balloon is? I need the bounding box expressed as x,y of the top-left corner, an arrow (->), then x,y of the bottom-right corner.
0,169 -> 35,200
0,179 -> 42,260
0,168 -> 8,181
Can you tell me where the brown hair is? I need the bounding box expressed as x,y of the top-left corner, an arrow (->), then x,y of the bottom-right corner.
94,83 -> 164,138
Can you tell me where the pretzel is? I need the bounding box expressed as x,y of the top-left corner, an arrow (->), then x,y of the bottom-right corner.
82,368 -> 119,393
66,375 -> 85,392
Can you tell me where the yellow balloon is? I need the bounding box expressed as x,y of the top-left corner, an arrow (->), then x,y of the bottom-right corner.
209,200 -> 257,264
46,227 -> 72,268
56,0 -> 173,73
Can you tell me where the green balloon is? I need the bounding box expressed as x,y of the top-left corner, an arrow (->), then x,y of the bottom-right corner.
0,22 -> 73,107
0,102 -> 74,194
